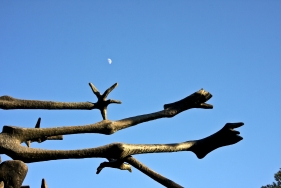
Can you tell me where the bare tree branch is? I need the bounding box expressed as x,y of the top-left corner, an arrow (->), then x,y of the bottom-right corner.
96,156 -> 184,188
1,88 -> 213,145
96,158 -> 132,174
24,118 -> 63,147
0,83 -> 243,187
88,83 -> 121,120
0,123 -> 243,163
125,156 -> 183,188
0,83 -> 121,120
0,95 -> 95,110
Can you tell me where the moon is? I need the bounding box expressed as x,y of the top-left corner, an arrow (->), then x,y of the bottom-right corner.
108,58 -> 112,64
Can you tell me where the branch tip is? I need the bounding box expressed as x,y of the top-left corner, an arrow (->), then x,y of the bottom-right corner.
41,178 -> 48,188
96,158 -> 132,174
102,82 -> 118,99
89,83 -> 101,98
35,118 -> 41,128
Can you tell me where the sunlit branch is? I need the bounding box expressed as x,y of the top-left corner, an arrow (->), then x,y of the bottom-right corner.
2,89 -> 213,143
1,123 -> 243,163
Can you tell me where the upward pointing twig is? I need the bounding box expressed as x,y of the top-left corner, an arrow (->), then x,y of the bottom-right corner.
41,178 -> 48,188
25,118 -> 63,147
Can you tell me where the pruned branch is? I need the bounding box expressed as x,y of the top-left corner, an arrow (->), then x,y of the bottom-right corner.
0,83 -> 244,187
1,88 -> 213,146
0,123 -> 243,163
89,82 -> 121,120
0,95 -> 95,110
0,83 -> 121,120
189,122 -> 244,159
164,89 -> 213,114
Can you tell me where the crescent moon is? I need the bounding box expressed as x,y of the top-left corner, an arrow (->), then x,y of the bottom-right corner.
108,58 -> 112,64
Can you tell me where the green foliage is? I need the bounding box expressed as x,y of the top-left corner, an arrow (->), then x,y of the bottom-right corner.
261,168 -> 281,188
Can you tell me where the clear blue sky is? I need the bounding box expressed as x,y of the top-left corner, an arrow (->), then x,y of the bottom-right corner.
1,1 -> 281,187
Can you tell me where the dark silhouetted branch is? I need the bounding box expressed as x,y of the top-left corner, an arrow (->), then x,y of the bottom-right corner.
41,179 -> 48,188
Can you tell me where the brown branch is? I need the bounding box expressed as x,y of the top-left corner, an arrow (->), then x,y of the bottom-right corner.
0,95 -> 95,110
0,123 -> 243,163
96,156 -> 183,188
89,83 -> 121,120
125,156 -> 183,188
1,89 -> 213,145
24,118 -> 63,147
0,160 -> 28,188
96,158 -> 132,174
0,83 -> 121,120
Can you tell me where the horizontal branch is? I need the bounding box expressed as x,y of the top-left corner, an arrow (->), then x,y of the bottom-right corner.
1,89 -> 213,143
1,123 -> 243,163
0,83 -> 121,120
0,95 -> 95,110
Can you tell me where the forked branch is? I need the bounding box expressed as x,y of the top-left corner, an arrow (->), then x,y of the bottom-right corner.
96,156 -> 184,188
125,156 -> 184,188
0,83 -> 121,120
1,88 -> 213,145
0,83 -> 243,188
0,123 -> 243,163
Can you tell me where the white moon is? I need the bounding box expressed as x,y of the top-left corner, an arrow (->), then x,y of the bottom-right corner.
108,58 -> 112,64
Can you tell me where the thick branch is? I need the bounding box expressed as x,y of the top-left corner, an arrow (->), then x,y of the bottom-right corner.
24,118 -> 63,147
0,123 -> 243,163
125,156 -> 183,188
189,122 -> 244,159
1,89 -> 213,143
0,96 -> 95,110
0,160 -> 28,188
0,83 -> 121,120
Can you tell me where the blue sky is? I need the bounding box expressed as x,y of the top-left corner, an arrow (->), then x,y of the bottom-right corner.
0,1 -> 281,187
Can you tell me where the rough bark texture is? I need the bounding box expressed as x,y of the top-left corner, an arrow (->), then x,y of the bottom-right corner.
0,83 -> 244,187
0,160 -> 28,188
125,156 -> 184,188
